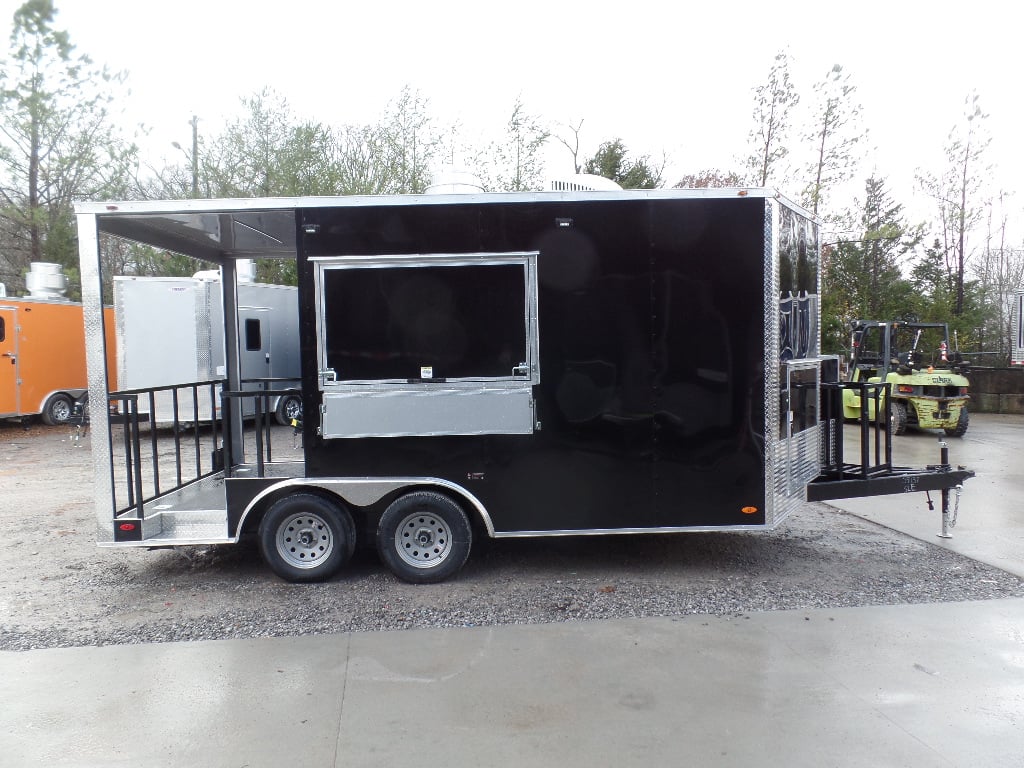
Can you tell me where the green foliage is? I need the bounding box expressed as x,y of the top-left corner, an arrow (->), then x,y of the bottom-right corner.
0,0 -> 138,295
909,239 -> 955,320
673,169 -> 744,188
821,177 -> 921,353
200,88 -> 335,198
488,97 -> 550,192
180,85 -> 447,203
583,139 -> 663,189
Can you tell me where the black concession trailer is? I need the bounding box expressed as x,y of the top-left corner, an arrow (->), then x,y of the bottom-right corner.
76,188 -> 973,583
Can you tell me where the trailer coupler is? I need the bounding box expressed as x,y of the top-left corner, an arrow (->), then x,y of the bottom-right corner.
807,437 -> 973,537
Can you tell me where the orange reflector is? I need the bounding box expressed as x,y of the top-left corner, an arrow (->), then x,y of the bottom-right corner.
741,506 -> 758,515
119,523 -> 136,531
898,385 -> 913,393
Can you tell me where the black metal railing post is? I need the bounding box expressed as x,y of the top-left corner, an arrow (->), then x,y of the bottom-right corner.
129,399 -> 145,518
253,393 -> 266,476
221,388 -> 233,479
147,390 -> 160,497
192,384 -> 202,477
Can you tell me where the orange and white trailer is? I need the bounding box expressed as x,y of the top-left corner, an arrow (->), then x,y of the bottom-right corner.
0,264 -> 115,425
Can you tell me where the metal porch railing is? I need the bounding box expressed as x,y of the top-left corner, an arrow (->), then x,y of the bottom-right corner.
221,381 -> 302,479
109,380 -> 223,518
107,379 -> 301,520
818,380 -> 892,480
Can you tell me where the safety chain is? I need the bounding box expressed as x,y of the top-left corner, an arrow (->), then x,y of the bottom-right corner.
948,484 -> 963,529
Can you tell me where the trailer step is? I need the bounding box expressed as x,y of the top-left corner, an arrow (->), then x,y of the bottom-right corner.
112,508 -> 230,543
146,509 -> 229,540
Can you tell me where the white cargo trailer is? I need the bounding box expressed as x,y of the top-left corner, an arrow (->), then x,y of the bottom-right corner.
1012,290 -> 1024,366
114,275 -> 300,424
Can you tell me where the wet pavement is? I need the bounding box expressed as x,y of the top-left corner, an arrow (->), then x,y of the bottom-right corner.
2,600 -> 1022,767
833,413 -> 1024,577
1,413 -> 1022,767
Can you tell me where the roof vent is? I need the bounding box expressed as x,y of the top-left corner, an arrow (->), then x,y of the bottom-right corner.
25,262 -> 68,299
547,174 -> 622,191
237,259 -> 256,283
425,165 -> 485,195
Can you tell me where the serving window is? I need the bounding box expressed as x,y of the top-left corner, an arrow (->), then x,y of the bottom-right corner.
313,252 -> 539,438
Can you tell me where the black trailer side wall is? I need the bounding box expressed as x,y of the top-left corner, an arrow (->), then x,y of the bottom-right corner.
297,196 -> 768,532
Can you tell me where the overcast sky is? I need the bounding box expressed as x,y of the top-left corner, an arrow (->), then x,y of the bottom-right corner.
2,0 -> 1019,232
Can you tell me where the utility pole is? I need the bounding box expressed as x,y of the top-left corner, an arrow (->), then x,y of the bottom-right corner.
189,115 -> 199,198
172,115 -> 200,199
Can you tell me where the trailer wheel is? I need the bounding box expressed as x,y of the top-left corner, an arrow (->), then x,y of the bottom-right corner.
259,493 -> 355,583
377,491 -> 472,584
41,393 -> 74,426
944,407 -> 969,437
274,395 -> 302,426
891,401 -> 908,435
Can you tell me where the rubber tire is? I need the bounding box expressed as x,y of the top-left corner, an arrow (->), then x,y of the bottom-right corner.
377,491 -> 472,584
41,393 -> 74,426
274,394 -> 302,426
258,493 -> 355,583
944,407 -> 969,437
891,401 -> 908,435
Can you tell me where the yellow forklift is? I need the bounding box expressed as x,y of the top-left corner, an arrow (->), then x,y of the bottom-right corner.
842,320 -> 970,436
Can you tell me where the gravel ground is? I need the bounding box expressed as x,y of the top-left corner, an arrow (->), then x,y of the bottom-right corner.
2,420 -> 1022,652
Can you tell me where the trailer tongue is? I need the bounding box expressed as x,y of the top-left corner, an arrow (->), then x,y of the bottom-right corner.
76,189 -> 973,583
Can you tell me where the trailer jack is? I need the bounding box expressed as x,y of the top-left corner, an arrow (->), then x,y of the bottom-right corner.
925,440 -> 963,539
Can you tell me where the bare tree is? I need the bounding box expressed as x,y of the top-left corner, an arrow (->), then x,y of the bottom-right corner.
554,119 -> 585,175
801,64 -> 866,220
745,50 -> 800,188
917,93 -> 991,316
973,193 -> 1024,362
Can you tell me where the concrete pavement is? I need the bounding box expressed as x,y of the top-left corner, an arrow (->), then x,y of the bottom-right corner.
2,412 -> 1022,768
832,413 -> 1024,577
2,599 -> 1023,768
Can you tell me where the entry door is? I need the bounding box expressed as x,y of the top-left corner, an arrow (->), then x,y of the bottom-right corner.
240,307 -> 272,416
314,252 -> 540,438
0,307 -> 18,416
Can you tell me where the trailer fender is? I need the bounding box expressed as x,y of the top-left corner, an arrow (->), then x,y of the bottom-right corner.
237,477 -> 495,539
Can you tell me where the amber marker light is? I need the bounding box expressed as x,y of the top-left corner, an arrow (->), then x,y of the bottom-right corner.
741,506 -> 758,515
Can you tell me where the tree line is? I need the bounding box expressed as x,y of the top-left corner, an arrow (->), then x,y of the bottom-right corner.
1,1 -> 1021,362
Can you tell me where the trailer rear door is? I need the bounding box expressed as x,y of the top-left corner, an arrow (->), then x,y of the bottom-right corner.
0,307 -> 18,416
313,252 -> 539,438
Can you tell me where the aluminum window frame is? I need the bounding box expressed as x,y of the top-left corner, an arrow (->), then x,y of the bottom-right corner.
312,251 -> 540,389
